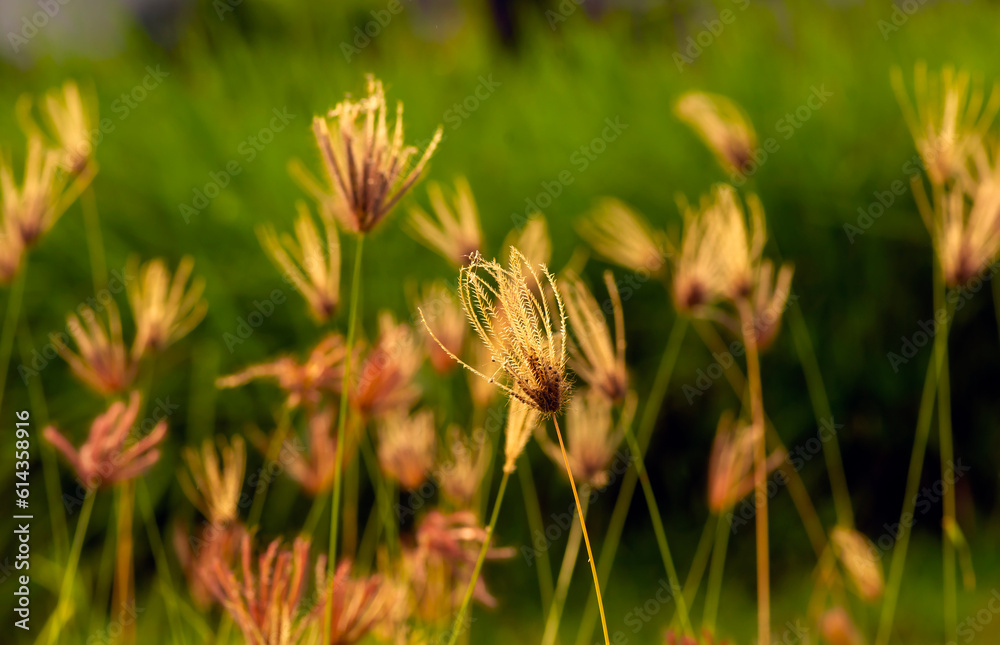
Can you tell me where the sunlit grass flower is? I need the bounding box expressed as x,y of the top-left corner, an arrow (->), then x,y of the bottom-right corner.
44,391 -> 167,487
436,426 -> 491,510
1,135 -> 79,247
53,300 -> 136,396
352,312 -> 422,418
312,75 -> 443,233
562,270 -> 627,403
914,145 -> 1000,286
672,184 -> 766,314
174,521 -> 246,609
216,333 -> 347,410
36,81 -> 96,175
577,198 -> 670,276
892,63 -> 1000,187
377,409 -> 435,491
502,215 -> 551,270
465,341 -> 498,409
416,281 -> 466,375
536,388 -> 625,488
207,534 -> 316,645
407,510 -> 514,622
127,255 -> 207,359
819,607 -> 863,645
408,176 -> 483,265
179,434 -> 246,526
421,248 -> 570,417
675,91 -> 758,177
259,202 -> 341,322
283,406 -> 339,496
830,526 -> 884,603
746,259 -> 795,351
706,412 -> 785,514
504,397 -> 541,473
0,229 -> 23,284
317,559 -> 393,645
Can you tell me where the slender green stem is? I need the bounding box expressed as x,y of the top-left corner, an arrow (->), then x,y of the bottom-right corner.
737,299 -> 769,645
82,185 -> 107,292
703,512 -> 731,635
875,300 -> 950,645
788,304 -> 854,528
680,512 -> 717,612
517,457 -> 554,608
301,494 -> 327,537
540,491 -> 588,645
933,268 -> 957,639
328,235 -> 364,559
622,422 -> 692,635
17,323 -> 69,563
45,491 -> 96,645
0,262 -> 28,415
136,481 -> 188,645
446,469 -> 511,645
248,405 -> 292,527
575,317 -> 687,645
360,433 -> 399,562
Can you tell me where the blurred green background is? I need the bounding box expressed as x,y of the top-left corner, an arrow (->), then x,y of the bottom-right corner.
2,0 -> 1000,643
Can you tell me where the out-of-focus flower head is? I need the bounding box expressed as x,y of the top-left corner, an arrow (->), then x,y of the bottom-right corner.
352,312 -> 422,419
179,434 -> 246,526
675,91 -> 758,177
672,184 -> 766,316
127,255 -> 207,359
1,135 -> 81,247
44,391 -> 167,487
436,426 -> 491,511
312,75 -> 442,234
24,80 -> 97,175
408,176 -> 483,265
206,534 -> 316,645
0,228 -> 24,285
577,198 -> 671,277
259,202 -> 341,323
282,406 -> 340,496
377,409 -> 435,491
53,300 -> 137,396
465,341 -> 497,409
706,412 -> 786,514
830,526 -> 884,603
416,281 -> 466,375
892,63 -> 1000,188
405,510 -> 514,623
745,259 -> 795,351
422,248 -> 569,417
536,388 -> 629,489
819,606 -> 863,645
217,333 -> 348,410
315,559 -> 393,645
174,521 -> 246,609
914,144 -> 1000,287
502,214 -> 551,269
563,270 -> 627,403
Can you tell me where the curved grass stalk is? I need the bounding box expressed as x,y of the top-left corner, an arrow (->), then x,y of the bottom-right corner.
551,416 -> 611,645
787,304 -> 854,528
874,298 -> 949,645
540,491 -> 588,645
575,317 -> 687,645
933,269 -> 957,639
445,469 -> 511,645
622,422 -> 693,635
680,512 -> 717,612
44,491 -> 95,645
517,458 -> 555,608
703,511 -> 731,634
